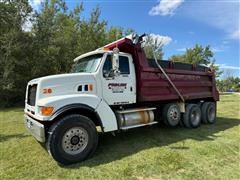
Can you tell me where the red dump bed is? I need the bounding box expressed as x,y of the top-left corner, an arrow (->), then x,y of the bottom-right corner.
105,38 -> 219,103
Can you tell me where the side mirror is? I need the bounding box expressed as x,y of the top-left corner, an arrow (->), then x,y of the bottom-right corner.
103,70 -> 109,78
103,69 -> 115,78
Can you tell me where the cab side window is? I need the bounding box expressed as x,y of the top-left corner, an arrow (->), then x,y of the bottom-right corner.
103,55 -> 112,76
119,56 -> 130,74
103,54 -> 130,76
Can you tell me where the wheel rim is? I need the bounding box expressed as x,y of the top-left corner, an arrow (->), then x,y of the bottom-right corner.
191,109 -> 200,126
62,127 -> 89,155
168,106 -> 180,124
208,106 -> 215,122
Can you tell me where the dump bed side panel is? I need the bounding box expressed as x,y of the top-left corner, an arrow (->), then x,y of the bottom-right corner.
104,38 -> 219,103
135,44 -> 219,102
132,44 -> 219,102
138,68 -> 218,102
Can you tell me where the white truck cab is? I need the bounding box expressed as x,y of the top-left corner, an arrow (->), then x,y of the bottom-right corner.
24,48 -> 148,165
25,49 -> 136,124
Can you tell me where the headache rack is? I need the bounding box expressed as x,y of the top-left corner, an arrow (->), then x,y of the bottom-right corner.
148,59 -> 210,72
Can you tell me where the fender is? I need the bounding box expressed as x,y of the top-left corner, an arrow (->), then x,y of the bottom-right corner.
37,94 -> 118,132
49,103 -> 97,121
95,99 -> 118,132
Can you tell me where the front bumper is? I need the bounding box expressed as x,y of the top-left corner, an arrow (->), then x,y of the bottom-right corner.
24,114 -> 45,142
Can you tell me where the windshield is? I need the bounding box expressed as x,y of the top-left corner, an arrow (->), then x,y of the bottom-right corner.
71,53 -> 103,73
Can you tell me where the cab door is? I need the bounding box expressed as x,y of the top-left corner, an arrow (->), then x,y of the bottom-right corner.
101,54 -> 136,105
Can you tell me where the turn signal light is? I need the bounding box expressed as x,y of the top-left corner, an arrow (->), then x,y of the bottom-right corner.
89,84 -> 93,91
40,106 -> 54,116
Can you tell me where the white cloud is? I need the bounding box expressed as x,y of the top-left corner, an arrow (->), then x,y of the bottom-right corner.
148,1 -> 239,41
216,64 -> 240,70
176,48 -> 186,52
188,31 -> 195,35
180,1 -> 239,41
177,46 -> 225,53
211,47 -> 224,53
149,0 -> 184,16
144,33 -> 172,46
228,30 -> 240,40
222,40 -> 229,45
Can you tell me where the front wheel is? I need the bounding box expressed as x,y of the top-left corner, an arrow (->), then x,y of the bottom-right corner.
46,114 -> 98,165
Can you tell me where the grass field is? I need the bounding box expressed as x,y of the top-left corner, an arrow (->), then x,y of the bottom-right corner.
0,94 -> 239,180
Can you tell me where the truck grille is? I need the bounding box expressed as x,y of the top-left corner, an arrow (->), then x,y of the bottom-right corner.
27,84 -> 37,106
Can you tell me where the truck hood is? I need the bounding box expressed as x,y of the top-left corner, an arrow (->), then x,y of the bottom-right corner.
29,73 -> 97,100
29,73 -> 94,84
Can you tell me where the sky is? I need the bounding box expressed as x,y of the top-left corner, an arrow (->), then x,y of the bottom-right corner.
30,0 -> 240,77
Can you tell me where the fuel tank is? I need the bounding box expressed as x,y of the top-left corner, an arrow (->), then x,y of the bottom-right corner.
116,107 -> 156,127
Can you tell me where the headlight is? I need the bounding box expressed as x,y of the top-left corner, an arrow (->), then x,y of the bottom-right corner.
40,106 -> 54,116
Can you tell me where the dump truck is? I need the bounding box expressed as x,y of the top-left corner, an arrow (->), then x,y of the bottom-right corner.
24,34 -> 219,165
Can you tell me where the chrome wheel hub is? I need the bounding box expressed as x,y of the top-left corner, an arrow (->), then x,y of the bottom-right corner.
169,108 -> 179,121
62,127 -> 89,155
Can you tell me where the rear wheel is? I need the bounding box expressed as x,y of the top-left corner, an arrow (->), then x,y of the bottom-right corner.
163,103 -> 181,127
201,102 -> 216,124
183,104 -> 201,128
46,114 -> 98,165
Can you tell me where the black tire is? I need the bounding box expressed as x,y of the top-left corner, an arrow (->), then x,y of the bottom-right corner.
46,114 -> 98,165
201,102 -> 210,124
201,102 -> 216,124
183,104 -> 201,128
179,113 -> 185,127
163,103 -> 181,127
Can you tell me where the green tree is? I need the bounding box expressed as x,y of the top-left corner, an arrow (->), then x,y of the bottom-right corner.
124,28 -> 135,36
143,35 -> 164,60
217,77 -> 240,92
169,55 -> 184,62
31,0 -> 80,76
32,1 -> 108,76
0,0 -> 136,107
209,62 -> 223,79
170,44 -> 213,64
0,0 -> 33,106
107,27 -> 123,43
77,6 -> 108,53
169,44 -> 222,78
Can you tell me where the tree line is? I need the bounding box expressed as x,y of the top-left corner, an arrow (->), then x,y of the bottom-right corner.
217,76 -> 240,92
1,0 -> 237,107
0,0 -> 134,107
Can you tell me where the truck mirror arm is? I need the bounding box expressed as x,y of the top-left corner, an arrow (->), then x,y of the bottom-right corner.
108,69 -> 115,78
103,69 -> 118,79
111,47 -> 120,77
